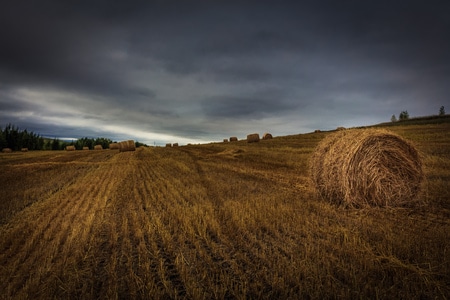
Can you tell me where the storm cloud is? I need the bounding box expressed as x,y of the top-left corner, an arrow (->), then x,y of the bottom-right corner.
0,1 -> 449,144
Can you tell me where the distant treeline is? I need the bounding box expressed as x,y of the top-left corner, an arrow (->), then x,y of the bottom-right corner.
1,124 -> 146,151
0,124 -> 45,151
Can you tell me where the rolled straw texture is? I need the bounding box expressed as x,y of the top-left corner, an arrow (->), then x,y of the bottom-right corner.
310,129 -> 423,207
262,133 -> 273,140
66,146 -> 75,151
94,145 -> 103,150
247,133 -> 260,143
119,140 -> 136,152
109,143 -> 119,150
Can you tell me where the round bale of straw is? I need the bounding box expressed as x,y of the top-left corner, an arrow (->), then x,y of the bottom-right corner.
82,146 -> 89,150
262,133 -> 273,140
223,139 -> 229,142
2,148 -> 12,153
94,145 -> 103,150
230,137 -> 238,142
119,140 -> 136,152
310,129 -> 423,208
66,145 -> 75,151
165,143 -> 172,147
21,148 -> 28,152
173,143 -> 179,147
247,133 -> 260,143
109,143 -> 119,150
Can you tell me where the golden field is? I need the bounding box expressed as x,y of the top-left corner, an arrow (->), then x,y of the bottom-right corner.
0,122 -> 449,299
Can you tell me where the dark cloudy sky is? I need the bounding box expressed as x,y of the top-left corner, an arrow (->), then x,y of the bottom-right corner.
1,1 -> 449,145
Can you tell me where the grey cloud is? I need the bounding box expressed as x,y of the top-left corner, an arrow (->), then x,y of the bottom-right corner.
0,1 -> 449,144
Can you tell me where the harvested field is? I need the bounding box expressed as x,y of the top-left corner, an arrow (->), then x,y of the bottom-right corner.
0,122 -> 449,299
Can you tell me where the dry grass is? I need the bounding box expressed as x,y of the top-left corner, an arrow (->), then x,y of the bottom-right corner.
0,122 -> 449,299
310,129 -> 423,207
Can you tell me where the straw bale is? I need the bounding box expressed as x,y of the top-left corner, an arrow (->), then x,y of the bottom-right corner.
166,143 -> 172,147
223,139 -> 229,142
109,143 -> 119,150
2,148 -> 12,153
230,137 -> 238,142
262,133 -> 273,140
173,143 -> 179,147
119,140 -> 136,152
94,145 -> 103,150
310,129 -> 423,208
82,147 -> 89,150
247,133 -> 260,143
314,130 -> 321,133
66,145 -> 75,151
21,148 -> 28,152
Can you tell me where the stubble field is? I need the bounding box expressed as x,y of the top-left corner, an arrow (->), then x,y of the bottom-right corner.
1,122 -> 449,299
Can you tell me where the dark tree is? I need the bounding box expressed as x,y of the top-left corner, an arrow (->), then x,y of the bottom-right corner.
399,110 -> 409,121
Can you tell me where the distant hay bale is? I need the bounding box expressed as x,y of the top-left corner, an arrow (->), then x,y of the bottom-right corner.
21,148 -> 28,152
223,139 -> 229,142
166,143 -> 172,147
94,145 -> 103,150
173,143 -> 179,147
247,133 -> 260,143
310,129 -> 423,207
314,130 -> 321,133
66,145 -> 75,151
262,133 -> 273,140
230,137 -> 238,142
2,148 -> 12,153
119,140 -> 136,152
109,143 -> 119,150
336,126 -> 346,131
82,146 -> 89,150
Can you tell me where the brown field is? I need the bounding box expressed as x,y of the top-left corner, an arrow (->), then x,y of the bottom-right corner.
1,123 -> 449,299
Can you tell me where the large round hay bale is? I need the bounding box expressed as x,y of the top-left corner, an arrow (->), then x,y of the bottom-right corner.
230,137 -> 238,142
94,145 -> 103,150
66,145 -> 75,151
109,143 -> 119,150
2,148 -> 12,153
82,146 -> 89,150
165,143 -> 172,147
310,129 -> 423,208
262,133 -> 273,140
119,140 -> 136,152
223,139 -> 228,142
247,133 -> 260,143
173,143 -> 179,147
21,148 -> 28,152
